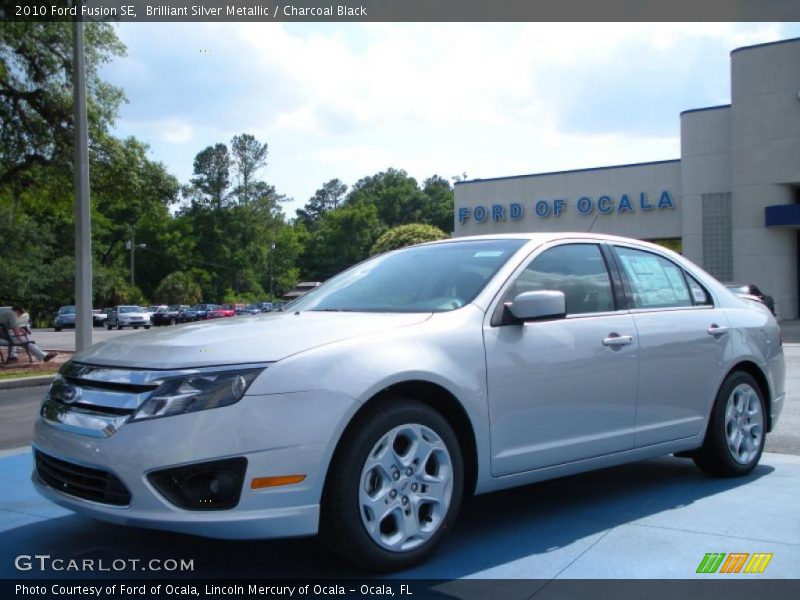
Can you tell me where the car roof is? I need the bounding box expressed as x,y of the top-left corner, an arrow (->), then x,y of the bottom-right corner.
423,232 -> 683,255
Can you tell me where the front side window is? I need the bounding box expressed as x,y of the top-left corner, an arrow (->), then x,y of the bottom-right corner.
504,244 -> 614,315
615,246 -> 691,309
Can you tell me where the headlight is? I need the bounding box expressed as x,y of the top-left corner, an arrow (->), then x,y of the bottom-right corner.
131,368 -> 264,422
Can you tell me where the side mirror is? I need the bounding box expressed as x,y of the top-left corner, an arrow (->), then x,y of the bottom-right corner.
507,290 -> 566,322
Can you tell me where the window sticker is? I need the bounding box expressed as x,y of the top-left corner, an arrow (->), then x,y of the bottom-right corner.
474,251 -> 504,258
664,266 -> 690,301
690,284 -> 707,303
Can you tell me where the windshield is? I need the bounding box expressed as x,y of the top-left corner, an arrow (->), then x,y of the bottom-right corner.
290,239 -> 526,313
58,306 -> 76,314
118,306 -> 139,313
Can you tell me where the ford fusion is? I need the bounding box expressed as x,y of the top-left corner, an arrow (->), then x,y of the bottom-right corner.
33,234 -> 785,571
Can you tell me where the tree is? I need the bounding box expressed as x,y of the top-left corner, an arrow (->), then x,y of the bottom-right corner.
0,22 -> 125,196
421,175 -> 455,233
230,133 -> 268,206
154,272 -> 202,305
346,169 -> 426,228
302,203 -> 384,280
370,223 -> 448,255
189,143 -> 230,210
296,178 -> 347,229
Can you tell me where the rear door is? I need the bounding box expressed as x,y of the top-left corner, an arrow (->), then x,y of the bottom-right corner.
610,244 -> 731,447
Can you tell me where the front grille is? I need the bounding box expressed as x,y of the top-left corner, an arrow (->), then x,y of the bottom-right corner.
35,451 -> 131,506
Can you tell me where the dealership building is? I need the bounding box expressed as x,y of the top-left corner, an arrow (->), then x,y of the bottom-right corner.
454,37 -> 800,319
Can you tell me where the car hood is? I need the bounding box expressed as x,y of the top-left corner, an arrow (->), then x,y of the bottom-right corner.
72,311 -> 432,369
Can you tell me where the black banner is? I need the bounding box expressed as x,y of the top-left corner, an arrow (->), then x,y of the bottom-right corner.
4,580 -> 800,600
3,0 -> 800,22
0,579 -> 800,600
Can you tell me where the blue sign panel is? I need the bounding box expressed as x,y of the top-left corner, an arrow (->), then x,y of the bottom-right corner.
458,191 -> 675,224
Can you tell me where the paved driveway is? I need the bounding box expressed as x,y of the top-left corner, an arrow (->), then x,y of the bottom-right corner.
1,449 -> 798,579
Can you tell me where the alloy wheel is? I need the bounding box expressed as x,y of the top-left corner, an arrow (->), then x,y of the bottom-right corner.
358,423 -> 453,553
724,383 -> 764,465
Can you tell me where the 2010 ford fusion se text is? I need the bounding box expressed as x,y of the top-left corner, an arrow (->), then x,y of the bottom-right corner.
32,233 -> 785,571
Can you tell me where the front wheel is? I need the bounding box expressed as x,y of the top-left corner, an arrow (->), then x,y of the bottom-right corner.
321,398 -> 463,572
694,372 -> 766,477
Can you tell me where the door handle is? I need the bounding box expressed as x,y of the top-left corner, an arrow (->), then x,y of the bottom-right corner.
707,324 -> 730,337
602,333 -> 633,348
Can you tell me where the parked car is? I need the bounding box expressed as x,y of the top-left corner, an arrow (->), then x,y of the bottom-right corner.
145,305 -> 164,320
178,304 -> 217,322
258,302 -> 274,312
152,305 -> 189,326
33,234 -> 784,572
53,306 -> 76,331
92,309 -> 108,328
240,304 -> 262,315
208,305 -> 236,318
724,282 -> 775,315
105,306 -> 151,330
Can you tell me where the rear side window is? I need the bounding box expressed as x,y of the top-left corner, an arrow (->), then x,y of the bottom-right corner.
614,246 -> 691,309
686,273 -> 713,306
505,244 -> 614,315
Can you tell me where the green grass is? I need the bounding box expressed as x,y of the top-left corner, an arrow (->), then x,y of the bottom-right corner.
0,369 -> 54,380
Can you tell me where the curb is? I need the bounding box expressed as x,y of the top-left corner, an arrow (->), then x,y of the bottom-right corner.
0,375 -> 54,390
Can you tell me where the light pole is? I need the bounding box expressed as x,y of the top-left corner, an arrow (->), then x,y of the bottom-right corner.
269,242 -> 276,299
126,227 -> 147,288
73,13 -> 92,351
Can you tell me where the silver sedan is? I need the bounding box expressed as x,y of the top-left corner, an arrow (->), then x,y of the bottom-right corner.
32,233 -> 785,571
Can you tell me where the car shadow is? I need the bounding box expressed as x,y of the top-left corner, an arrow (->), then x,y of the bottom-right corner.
0,456 -> 775,579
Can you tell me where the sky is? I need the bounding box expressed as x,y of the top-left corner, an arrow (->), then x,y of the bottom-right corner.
101,22 -> 800,215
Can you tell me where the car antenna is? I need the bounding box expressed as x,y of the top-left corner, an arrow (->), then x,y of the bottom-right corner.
587,213 -> 599,232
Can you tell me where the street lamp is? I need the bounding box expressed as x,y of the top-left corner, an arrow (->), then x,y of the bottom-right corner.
126,227 -> 147,288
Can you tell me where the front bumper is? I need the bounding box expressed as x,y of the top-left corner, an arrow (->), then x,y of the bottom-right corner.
32,387 -> 357,540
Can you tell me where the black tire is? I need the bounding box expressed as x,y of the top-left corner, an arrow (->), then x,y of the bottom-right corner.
144,325 -> 150,329
693,371 -> 767,477
54,327 -> 61,332
321,397 -> 463,572
170,318 -> 177,326
133,326 -> 139,329
106,324 -> 112,330
117,325 -> 123,330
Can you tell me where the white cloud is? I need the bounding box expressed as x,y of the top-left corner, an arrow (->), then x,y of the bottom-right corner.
108,22 -> 800,212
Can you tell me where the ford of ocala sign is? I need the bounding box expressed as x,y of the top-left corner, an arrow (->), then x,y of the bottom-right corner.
458,191 -> 675,224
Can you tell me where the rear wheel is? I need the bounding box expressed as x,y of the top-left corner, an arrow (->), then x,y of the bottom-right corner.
321,398 -> 463,572
694,372 -> 766,477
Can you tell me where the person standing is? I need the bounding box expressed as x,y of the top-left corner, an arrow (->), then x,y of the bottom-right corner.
0,306 -> 56,363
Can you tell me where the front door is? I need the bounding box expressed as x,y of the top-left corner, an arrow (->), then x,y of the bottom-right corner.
484,243 -> 639,476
